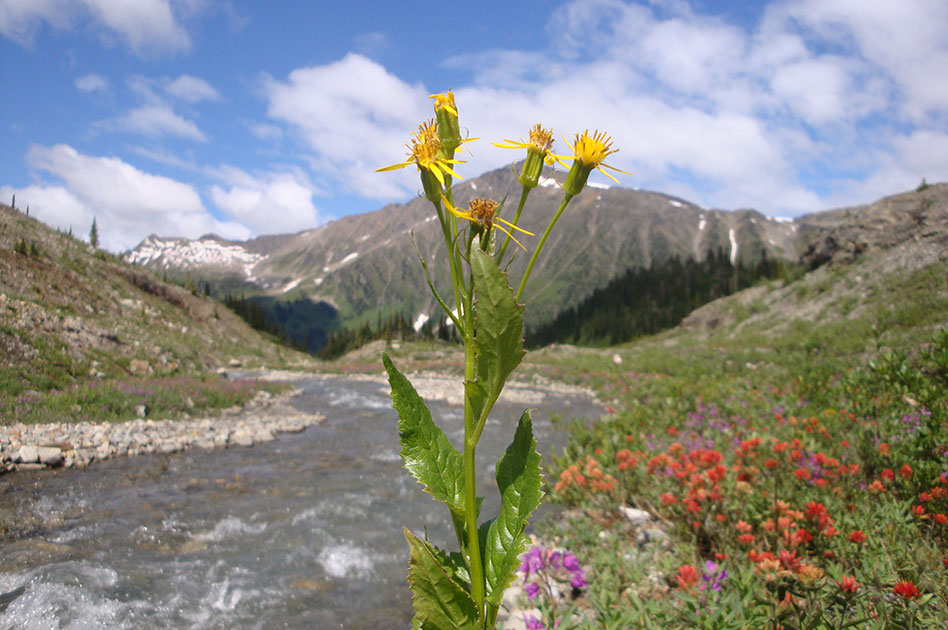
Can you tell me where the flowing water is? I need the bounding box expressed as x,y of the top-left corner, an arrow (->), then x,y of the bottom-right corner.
0,374 -> 601,629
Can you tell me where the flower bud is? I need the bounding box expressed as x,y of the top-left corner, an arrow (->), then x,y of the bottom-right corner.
430,91 -> 461,157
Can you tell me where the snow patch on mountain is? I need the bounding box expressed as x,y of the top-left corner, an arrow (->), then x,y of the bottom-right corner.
125,236 -> 265,277
413,313 -> 429,332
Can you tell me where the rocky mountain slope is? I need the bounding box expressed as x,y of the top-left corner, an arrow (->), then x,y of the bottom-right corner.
0,204 -> 311,394
681,182 -> 948,337
125,164 -> 801,338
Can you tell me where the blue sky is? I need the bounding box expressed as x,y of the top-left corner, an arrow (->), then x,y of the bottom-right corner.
2,0 -> 946,251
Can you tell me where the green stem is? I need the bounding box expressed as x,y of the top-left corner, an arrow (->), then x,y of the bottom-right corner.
463,338 -> 485,618
496,185 -> 530,263
515,193 -> 574,302
433,198 -> 465,328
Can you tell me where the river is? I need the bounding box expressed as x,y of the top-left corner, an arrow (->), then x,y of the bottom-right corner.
0,373 -> 601,629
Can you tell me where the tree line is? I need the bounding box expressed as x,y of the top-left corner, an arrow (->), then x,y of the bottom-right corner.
525,249 -> 793,348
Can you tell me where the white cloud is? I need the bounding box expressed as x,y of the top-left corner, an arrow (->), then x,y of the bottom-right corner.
75,73 -> 109,93
209,166 -> 321,235
321,0 -> 945,217
165,74 -> 220,102
263,53 -> 430,199
0,0 -> 191,55
19,144 -> 248,250
101,104 -> 207,141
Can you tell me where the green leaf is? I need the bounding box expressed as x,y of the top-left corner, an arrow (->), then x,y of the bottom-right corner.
405,528 -> 480,629
469,247 -> 525,429
483,410 -> 545,605
383,353 -> 465,514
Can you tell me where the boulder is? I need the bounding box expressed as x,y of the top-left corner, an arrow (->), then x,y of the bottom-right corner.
36,446 -> 63,466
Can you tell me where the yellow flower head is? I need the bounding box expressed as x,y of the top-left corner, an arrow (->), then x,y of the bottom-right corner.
557,129 -> 630,198
493,124 -> 555,188
376,119 -> 465,199
429,90 -> 458,117
442,196 -> 534,250
493,123 -> 554,156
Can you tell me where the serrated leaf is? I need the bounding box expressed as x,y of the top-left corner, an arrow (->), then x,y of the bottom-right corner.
484,410 -> 545,605
470,247 -> 525,428
384,353 -> 465,514
405,528 -> 480,630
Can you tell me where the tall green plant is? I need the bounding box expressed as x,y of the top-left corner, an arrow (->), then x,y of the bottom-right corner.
377,92 -> 627,628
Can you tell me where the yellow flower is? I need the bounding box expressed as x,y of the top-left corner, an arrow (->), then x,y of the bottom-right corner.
556,129 -> 630,198
442,196 -> 534,250
493,124 -> 555,189
376,119 -> 465,200
429,91 -> 458,117
492,123 -> 554,157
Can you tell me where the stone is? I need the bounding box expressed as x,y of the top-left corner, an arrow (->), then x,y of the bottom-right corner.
16,445 -> 38,464
128,359 -> 152,376
230,430 -> 254,447
618,505 -> 652,525
36,446 -> 63,466
135,404 -> 148,418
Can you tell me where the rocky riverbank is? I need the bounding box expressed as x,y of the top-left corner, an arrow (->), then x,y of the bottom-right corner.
0,387 -> 324,474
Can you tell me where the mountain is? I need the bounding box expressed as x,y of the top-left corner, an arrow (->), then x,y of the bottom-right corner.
0,204 -> 310,394
125,163 -> 802,350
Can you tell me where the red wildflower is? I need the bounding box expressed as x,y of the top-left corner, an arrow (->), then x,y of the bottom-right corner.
660,492 -> 677,505
892,581 -> 920,599
935,513 -> 948,525
836,575 -> 861,593
676,564 -> 699,590
911,504 -> 927,519
794,468 -> 812,482
900,464 -> 913,478
778,549 -> 801,572
878,442 -> 890,456
849,530 -> 867,543
737,533 -> 755,545
880,468 -> 895,482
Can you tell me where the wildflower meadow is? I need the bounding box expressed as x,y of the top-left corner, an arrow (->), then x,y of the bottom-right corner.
532,322 -> 948,628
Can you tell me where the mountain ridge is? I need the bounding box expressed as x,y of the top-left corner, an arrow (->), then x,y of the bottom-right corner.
124,163 -> 813,348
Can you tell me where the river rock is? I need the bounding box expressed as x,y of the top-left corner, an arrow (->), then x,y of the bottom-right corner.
619,506 -> 652,525
15,446 -> 38,464
36,446 -> 63,466
229,430 -> 254,447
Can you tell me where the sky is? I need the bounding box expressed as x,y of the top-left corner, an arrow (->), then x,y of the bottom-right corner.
1,0 -> 946,252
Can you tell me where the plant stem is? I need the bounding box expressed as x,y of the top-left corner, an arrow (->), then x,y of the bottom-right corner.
496,185 -> 530,263
516,194 -> 573,302
463,337 -> 486,618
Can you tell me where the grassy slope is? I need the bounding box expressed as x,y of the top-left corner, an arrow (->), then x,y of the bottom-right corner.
0,205 -> 315,423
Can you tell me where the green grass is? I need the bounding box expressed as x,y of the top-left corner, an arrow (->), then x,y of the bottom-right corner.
517,259 -> 948,629
0,376 -> 292,425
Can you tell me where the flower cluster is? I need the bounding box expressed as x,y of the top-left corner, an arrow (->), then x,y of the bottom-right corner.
519,545 -> 587,630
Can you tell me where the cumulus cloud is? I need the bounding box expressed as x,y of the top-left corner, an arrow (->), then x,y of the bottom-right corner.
209,166 -> 322,235
259,0 -> 946,217
0,0 -> 191,55
263,53 -> 430,199
17,144 -> 249,250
